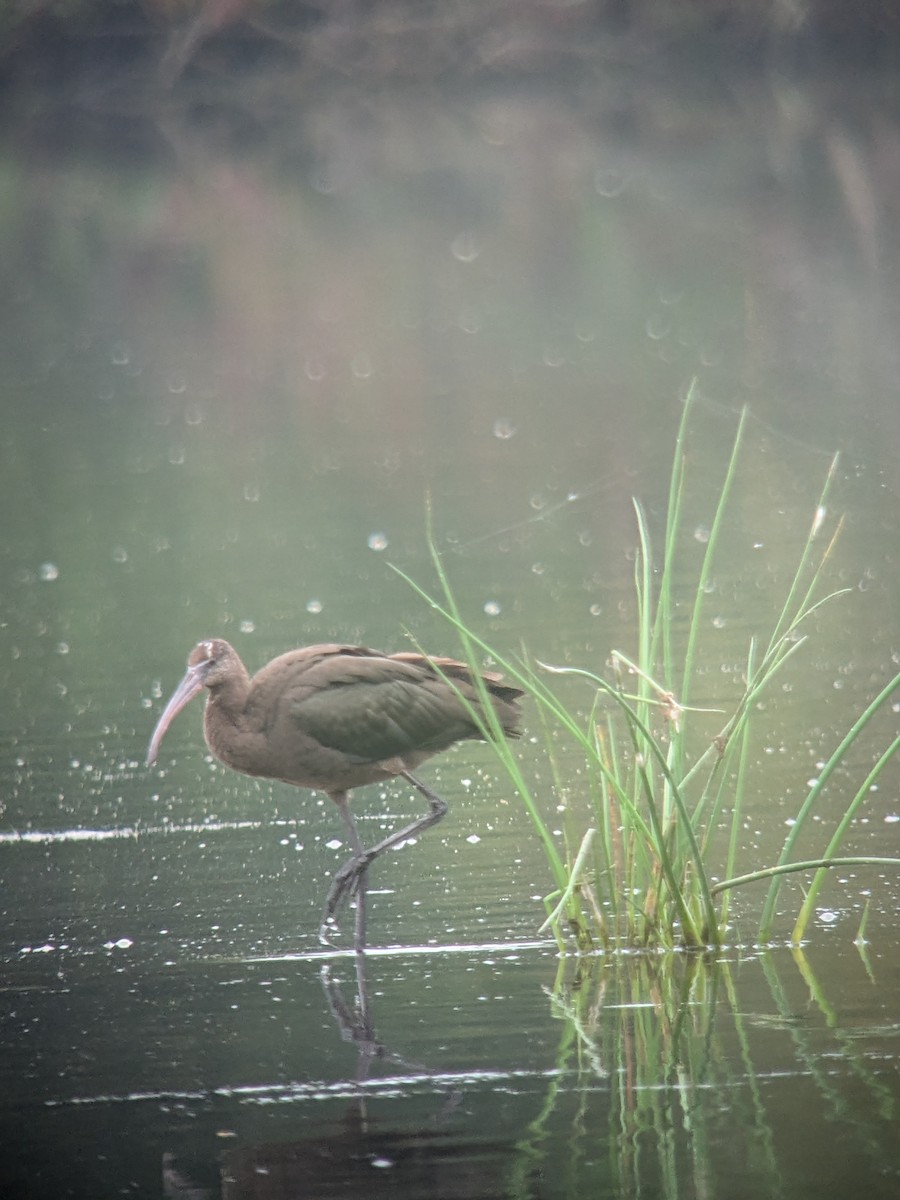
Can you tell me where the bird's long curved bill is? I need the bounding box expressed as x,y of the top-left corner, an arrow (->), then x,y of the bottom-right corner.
146,666 -> 206,766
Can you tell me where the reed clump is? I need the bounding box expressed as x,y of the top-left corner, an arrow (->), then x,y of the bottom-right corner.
398,389 -> 900,950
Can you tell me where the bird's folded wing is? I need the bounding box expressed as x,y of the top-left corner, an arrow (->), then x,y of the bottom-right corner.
285,672 -> 477,763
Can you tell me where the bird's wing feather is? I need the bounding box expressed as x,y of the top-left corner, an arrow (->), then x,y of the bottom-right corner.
264,649 -> 474,762
289,677 -> 477,762
248,644 -> 520,763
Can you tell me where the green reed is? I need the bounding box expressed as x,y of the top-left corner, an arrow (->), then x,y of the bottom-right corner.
397,387 -> 900,948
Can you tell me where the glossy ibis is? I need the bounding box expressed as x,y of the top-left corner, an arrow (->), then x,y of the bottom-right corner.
146,639 -> 523,946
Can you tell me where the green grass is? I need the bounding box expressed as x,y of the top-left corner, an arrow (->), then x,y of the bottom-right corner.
396,387 -> 900,949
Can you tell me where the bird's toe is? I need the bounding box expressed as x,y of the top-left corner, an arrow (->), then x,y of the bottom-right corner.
318,914 -> 342,945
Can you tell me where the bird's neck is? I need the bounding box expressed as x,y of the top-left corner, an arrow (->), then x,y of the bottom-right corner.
206,659 -> 251,725
204,659 -> 263,774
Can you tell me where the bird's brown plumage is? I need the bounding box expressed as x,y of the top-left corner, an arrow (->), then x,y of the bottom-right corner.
149,638 -> 521,787
146,638 -> 524,945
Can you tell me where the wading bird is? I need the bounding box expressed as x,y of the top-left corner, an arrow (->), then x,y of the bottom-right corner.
147,639 -> 523,948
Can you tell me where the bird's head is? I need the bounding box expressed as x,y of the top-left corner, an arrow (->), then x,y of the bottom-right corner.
146,639 -> 237,766
185,638 -> 235,683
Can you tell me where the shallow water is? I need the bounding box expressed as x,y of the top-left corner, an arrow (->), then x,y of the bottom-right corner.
1,11 -> 899,1198
4,931 -> 899,1199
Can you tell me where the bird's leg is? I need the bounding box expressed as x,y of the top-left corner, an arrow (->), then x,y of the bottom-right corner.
320,772 -> 449,938
320,793 -> 370,947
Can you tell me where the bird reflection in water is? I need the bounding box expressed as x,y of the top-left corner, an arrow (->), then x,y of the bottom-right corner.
163,956 -> 495,1200
219,959 -> 501,1199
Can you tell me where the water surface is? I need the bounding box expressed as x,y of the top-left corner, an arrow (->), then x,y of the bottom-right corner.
1,13 -> 898,1198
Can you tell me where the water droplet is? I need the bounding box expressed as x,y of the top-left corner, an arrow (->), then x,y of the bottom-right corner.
483,600 -> 501,616
694,525 -> 710,544
451,231 -> 480,262
306,599 -> 323,614
244,483 -> 260,502
493,418 -> 516,440
711,616 -> 726,629
594,167 -> 626,197
185,403 -> 203,426
56,642 -> 69,655
367,532 -> 388,552
168,445 -> 186,465
646,313 -> 671,341
111,546 -> 128,564
589,604 -> 603,617
304,357 -> 326,381
350,353 -> 373,379
39,563 -> 59,582
239,619 -> 255,634
312,162 -> 340,194
111,343 -> 130,366
466,834 -> 481,845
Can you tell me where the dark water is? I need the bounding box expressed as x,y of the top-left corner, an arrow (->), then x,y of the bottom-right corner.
3,935 -> 899,1199
1,12 -> 899,1198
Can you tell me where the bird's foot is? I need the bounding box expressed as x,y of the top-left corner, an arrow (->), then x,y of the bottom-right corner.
328,853 -> 370,909
318,915 -> 342,946
320,853 -> 370,945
